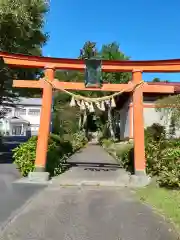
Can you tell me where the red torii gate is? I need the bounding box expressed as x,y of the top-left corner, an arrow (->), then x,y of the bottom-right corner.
0,51 -> 178,181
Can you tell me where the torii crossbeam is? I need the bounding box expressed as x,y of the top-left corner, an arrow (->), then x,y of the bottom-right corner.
1,51 -> 178,181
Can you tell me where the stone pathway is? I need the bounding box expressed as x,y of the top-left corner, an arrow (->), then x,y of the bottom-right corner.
52,144 -> 130,187
0,144 -> 178,239
0,186 -> 178,240
52,144 -> 149,187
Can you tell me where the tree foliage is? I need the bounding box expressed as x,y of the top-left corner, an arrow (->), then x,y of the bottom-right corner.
79,41 -> 131,84
52,91 -> 80,136
0,0 -> 48,53
0,0 -> 49,101
0,57 -> 17,118
152,78 -> 161,82
100,42 -> 131,84
156,94 -> 180,128
53,41 -> 131,137
80,41 -> 97,59
152,77 -> 169,83
169,115 -> 176,138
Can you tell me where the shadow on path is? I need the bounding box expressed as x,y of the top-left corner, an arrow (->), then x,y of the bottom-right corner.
53,144 -> 130,187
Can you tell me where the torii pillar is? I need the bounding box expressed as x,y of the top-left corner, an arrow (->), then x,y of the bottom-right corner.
28,66 -> 54,182
132,70 -> 146,176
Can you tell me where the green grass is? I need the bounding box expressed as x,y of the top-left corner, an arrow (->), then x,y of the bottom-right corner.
136,182 -> 180,230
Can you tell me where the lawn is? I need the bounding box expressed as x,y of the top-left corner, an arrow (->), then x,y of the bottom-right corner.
136,182 -> 180,230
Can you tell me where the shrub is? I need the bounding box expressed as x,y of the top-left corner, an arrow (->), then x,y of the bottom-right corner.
13,136 -> 69,177
118,144 -> 134,172
13,136 -> 37,177
121,124 -> 167,175
157,147 -> 180,188
50,133 -> 73,155
71,131 -> 88,152
165,138 -> 180,148
101,138 -> 114,149
119,123 -> 180,188
45,137 -> 70,176
120,144 -> 133,172
145,123 -> 166,141
13,132 -> 87,177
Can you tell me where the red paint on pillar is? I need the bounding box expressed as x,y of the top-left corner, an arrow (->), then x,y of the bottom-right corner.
34,67 -> 54,169
129,105 -> 133,139
132,70 -> 146,172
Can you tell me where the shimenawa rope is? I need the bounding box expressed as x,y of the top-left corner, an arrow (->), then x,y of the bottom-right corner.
43,78 -> 144,103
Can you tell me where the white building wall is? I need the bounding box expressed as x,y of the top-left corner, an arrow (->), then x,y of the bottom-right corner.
119,98 -> 131,140
0,98 -> 42,136
143,106 -> 166,128
143,104 -> 180,138
129,98 -> 180,139
22,106 -> 41,135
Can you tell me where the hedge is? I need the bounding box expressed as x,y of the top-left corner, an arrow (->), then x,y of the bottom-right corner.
13,132 -> 87,177
120,123 -> 180,188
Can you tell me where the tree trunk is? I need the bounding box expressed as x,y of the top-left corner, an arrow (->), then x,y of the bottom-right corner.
108,107 -> 115,139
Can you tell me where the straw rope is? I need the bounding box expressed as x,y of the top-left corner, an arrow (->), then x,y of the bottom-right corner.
43,78 -> 144,103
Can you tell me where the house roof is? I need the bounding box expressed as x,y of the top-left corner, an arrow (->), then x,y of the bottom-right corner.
147,82 -> 180,93
6,116 -> 29,124
2,97 -> 42,106
116,82 -> 180,108
14,98 -> 42,106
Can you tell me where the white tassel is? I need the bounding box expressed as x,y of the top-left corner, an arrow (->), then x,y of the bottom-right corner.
96,101 -> 105,111
76,100 -> 81,107
100,101 -> 105,111
70,96 -> 76,107
105,99 -> 110,106
111,97 -> 116,108
80,100 -> 86,110
85,101 -> 90,109
89,102 -> 95,112
95,102 -> 101,110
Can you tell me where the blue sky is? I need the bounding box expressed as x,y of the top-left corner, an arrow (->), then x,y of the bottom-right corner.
43,0 -> 180,82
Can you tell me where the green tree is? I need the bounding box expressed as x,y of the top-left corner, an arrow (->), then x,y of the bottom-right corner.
152,78 -> 169,83
99,42 -> 131,138
0,0 -> 49,102
80,41 -> 97,59
52,91 -> 80,136
169,115 -> 176,138
153,78 -> 161,82
79,41 -> 131,84
0,57 -> 17,118
53,41 -> 131,139
0,0 -> 48,53
100,42 -> 131,84
156,94 -> 180,129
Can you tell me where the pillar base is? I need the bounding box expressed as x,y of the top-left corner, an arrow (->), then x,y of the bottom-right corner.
28,170 -> 50,183
134,169 -> 146,176
130,170 -> 151,187
34,166 -> 46,172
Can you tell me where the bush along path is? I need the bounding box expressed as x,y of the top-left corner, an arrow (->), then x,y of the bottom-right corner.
13,132 -> 88,178
101,123 -> 180,232
119,123 -> 180,189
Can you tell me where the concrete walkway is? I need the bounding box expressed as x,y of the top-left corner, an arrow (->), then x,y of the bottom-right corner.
0,145 -> 178,239
52,144 -> 130,187
0,164 -> 45,231
0,186 -> 178,240
0,140 -> 45,231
